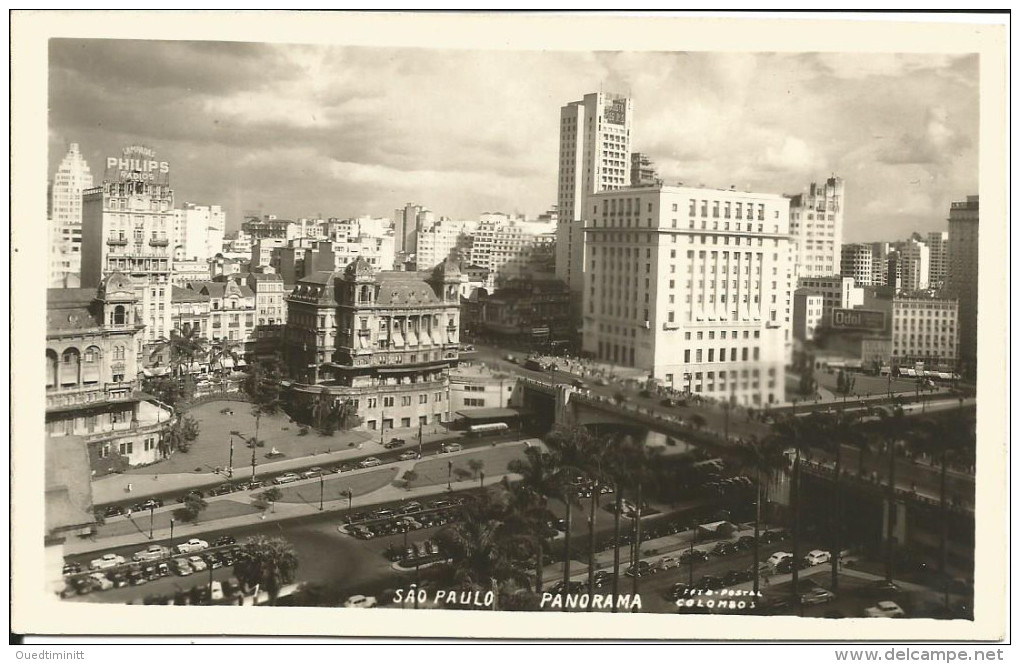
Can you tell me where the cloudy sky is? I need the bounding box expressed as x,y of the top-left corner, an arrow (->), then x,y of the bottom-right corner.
48,40 -> 978,242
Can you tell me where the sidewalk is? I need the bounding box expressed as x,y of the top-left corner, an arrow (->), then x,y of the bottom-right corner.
92,427 -> 470,505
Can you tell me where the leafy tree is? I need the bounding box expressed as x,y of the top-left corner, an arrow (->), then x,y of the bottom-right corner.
467,459 -> 485,479
142,376 -> 184,407
688,413 -> 707,431
233,535 -> 299,605
402,470 -> 419,490
173,493 -> 208,523
160,415 -> 200,457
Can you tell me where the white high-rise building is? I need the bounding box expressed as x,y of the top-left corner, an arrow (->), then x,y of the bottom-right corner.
788,176 -> 845,279
415,219 -> 478,271
393,204 -> 435,256
893,237 -> 930,292
840,243 -> 874,287
172,202 -> 225,263
49,143 -> 94,287
81,145 -> 175,348
583,184 -> 792,405
556,92 -> 633,295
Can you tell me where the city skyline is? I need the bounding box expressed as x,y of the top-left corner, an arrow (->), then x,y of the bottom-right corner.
49,41 -> 978,243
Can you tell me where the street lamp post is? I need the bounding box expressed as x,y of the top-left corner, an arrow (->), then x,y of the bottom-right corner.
169,518 -> 175,552
447,460 -> 453,491
319,474 -> 324,511
228,435 -> 234,478
380,411 -> 385,445
149,505 -> 155,540
417,422 -> 423,459
346,489 -> 353,518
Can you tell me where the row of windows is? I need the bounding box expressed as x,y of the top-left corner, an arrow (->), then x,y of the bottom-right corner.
684,347 -> 760,363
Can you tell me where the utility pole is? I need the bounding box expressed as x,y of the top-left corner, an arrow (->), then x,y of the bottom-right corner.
149,505 -> 155,540
319,474 -> 324,511
228,435 -> 234,478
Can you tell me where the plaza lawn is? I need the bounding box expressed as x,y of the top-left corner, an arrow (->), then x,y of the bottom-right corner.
814,369 -> 940,398
271,468 -> 399,505
95,498 -> 262,539
125,400 -> 372,476
405,442 -> 530,489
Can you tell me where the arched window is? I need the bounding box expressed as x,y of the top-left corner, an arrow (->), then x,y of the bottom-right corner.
60,347 -> 81,386
82,345 -> 101,384
113,305 -> 126,325
46,349 -> 58,388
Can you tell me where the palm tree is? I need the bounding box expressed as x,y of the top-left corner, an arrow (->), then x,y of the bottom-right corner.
150,327 -> 206,380
767,413 -> 816,609
808,407 -> 865,591
869,399 -> 911,583
505,446 -> 559,592
734,435 -> 786,597
908,408 -> 975,608
580,432 -> 614,611
242,357 -> 283,453
209,338 -> 243,384
612,435 -> 660,604
543,425 -> 595,605
233,535 -> 299,605
435,492 -> 529,607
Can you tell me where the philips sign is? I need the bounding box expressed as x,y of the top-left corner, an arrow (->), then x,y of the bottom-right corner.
831,308 -> 885,331
105,146 -> 170,185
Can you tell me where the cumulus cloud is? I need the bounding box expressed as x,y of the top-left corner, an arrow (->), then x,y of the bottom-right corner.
47,42 -> 978,241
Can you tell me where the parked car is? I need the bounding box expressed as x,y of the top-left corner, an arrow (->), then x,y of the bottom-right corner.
866,601 -> 906,618
712,542 -> 736,557
89,553 -> 126,570
213,535 -> 237,547
246,479 -> 265,490
549,580 -> 585,595
866,580 -> 902,597
625,561 -> 654,578
695,575 -> 725,591
188,555 -> 208,572
89,572 -> 113,591
383,438 -> 406,449
804,549 -> 832,566
62,562 -> 82,576
172,559 -> 194,576
343,594 -> 378,608
801,587 -> 836,606
775,557 -> 810,574
440,442 -> 463,453
592,571 -> 615,588
102,505 -> 125,518
300,467 -> 324,479
128,569 -> 148,585
359,457 -> 383,468
655,556 -> 682,571
71,577 -> 94,595
109,571 -> 129,587
209,581 -> 224,602
767,551 -> 793,568
397,450 -> 420,461
132,545 -> 169,563
177,538 -> 209,554
667,582 -> 692,600
273,472 -> 300,485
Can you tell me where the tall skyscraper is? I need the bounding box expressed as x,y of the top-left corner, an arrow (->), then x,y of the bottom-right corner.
840,243 -> 874,286
787,176 -> 845,279
80,145 -> 175,349
947,195 -> 979,375
48,143 -> 94,287
556,91 -> 633,295
926,230 -> 949,290
870,242 -> 891,286
582,184 -> 792,405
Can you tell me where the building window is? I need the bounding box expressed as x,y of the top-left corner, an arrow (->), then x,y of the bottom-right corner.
383,396 -> 394,407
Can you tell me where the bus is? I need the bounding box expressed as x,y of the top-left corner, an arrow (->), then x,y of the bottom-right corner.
467,422 -> 510,437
